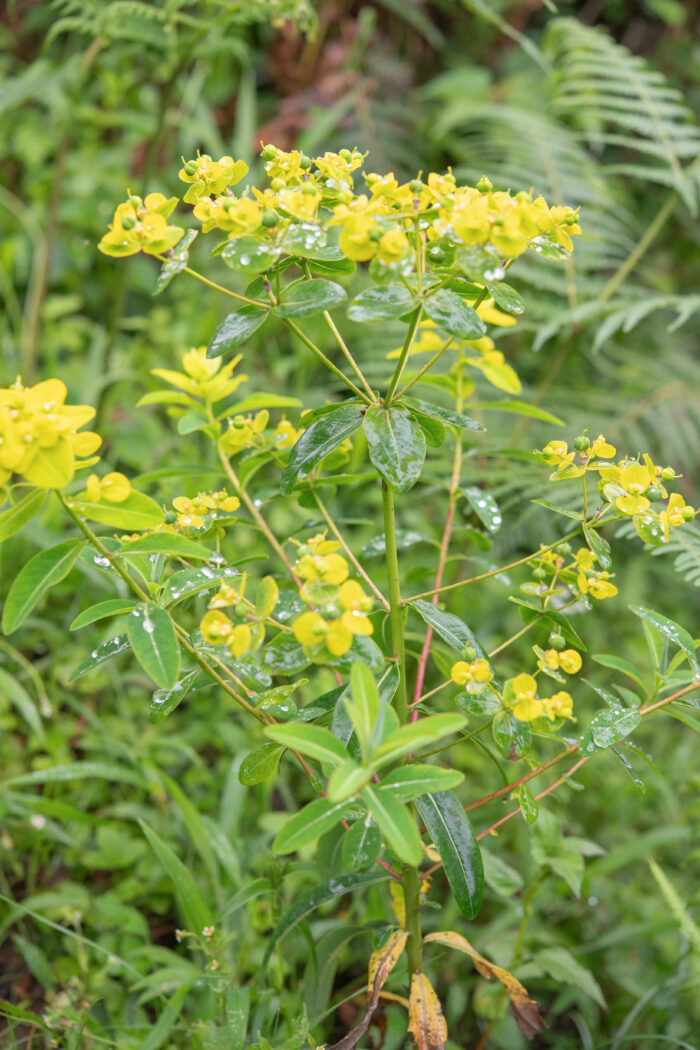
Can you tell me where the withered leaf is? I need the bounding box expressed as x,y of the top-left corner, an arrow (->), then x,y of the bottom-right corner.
407,972 -> 447,1050
329,929 -> 408,1050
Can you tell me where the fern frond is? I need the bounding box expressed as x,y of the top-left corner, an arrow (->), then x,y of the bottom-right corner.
545,18 -> 700,214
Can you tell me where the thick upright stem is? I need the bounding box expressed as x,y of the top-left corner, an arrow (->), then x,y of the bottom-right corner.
381,481 -> 422,971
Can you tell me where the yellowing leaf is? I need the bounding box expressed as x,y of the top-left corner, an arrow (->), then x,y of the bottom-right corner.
389,880 -> 406,927
329,929 -> 408,1050
408,973 -> 447,1050
424,931 -> 546,1038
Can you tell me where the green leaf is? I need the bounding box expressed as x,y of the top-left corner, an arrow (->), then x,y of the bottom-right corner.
422,288 -> 486,339
71,490 -> 164,531
348,285 -> 415,321
342,818 -> 381,871
531,499 -> 582,521
2,760 -> 145,789
70,599 -> 138,630
363,404 -> 426,493
0,666 -> 43,739
629,604 -> 700,677
275,279 -> 346,318
263,723 -> 348,766
471,400 -> 565,426
239,743 -> 284,785
415,791 -> 484,919
281,404 -> 363,494
273,797 -> 352,854
153,228 -> 197,295
3,539 -> 85,634
163,566 -> 240,607
484,281 -> 525,315
149,670 -> 200,724
583,523 -> 612,570
222,235 -> 276,275
361,784 -> 423,865
410,599 -> 485,657
579,705 -> 641,755
345,662 -> 381,762
137,985 -> 189,1050
127,604 -> 180,689
535,947 -> 607,1009
281,222 -> 327,256
492,712 -> 532,760
222,392 -> 302,416
207,306 -> 269,358
119,534 -> 216,561
463,485 -> 502,532
378,764 -> 464,802
518,785 -> 538,824
262,871 -> 389,968
0,489 -> 46,542
372,714 -> 467,767
591,653 -> 645,688
68,634 -> 130,681
400,396 -> 485,432
139,820 -> 210,933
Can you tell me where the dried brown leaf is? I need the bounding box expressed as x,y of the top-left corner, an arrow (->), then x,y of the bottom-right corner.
328,929 -> 408,1050
407,972 -> 447,1050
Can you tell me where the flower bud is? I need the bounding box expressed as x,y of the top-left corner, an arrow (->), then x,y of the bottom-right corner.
262,209 -> 279,227
661,467 -> 676,481
271,177 -> 285,191
548,631 -> 566,651
533,567 -> 546,581
476,175 -> 493,193
462,644 -> 478,661
681,506 -> 695,521
365,173 -> 380,186
261,144 -> 278,161
339,148 -> 352,160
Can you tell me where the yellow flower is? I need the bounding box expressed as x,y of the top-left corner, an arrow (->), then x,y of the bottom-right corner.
475,298 -> 517,328
296,551 -> 349,586
659,492 -> 695,540
576,553 -> 618,599
293,610 -> 328,647
274,418 -> 299,449
450,658 -> 492,694
193,195 -> 262,237
229,622 -> 252,658
275,186 -> 321,221
99,193 -> 183,257
314,149 -> 365,186
85,472 -> 131,504
200,610 -> 234,644
509,673 -> 542,722
614,462 -> 654,516
589,434 -> 616,459
536,648 -> 581,674
172,496 -> 206,528
376,228 -> 410,263
338,580 -> 374,637
541,691 -> 574,721
538,439 -> 573,468
0,377 -> 101,489
178,153 -> 249,204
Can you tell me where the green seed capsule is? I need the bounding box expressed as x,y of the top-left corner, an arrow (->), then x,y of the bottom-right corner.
533,567 -> 546,581
573,435 -> 591,451
299,154 -> 312,170
463,645 -> 478,661
270,178 -> 285,192
184,160 -> 198,176
121,214 -> 136,230
428,246 -> 445,263
409,179 -> 423,193
646,485 -> 664,503
548,631 -> 566,651
261,145 -> 278,161
262,209 -> 279,227
476,175 -> 493,192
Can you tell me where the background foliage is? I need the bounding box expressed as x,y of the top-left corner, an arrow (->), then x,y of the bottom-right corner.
1,1 -> 699,1047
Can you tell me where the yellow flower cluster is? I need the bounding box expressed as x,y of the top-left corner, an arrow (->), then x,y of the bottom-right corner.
199,575 -> 278,659
219,410 -> 269,456
507,673 -> 575,724
178,152 -> 249,204
291,533 -> 374,658
537,434 -> 695,542
0,378 -> 101,490
171,490 -> 240,529
99,193 -> 184,257
450,658 -> 493,694
530,542 -> 619,601
151,347 -> 248,406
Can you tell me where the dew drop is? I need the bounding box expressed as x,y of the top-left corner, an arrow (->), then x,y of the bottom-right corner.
143,618 -> 155,634
93,555 -> 111,568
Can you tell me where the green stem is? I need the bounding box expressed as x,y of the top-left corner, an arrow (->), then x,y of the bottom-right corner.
599,192 -> 677,303
157,258 -> 268,309
403,866 -> 423,973
385,306 -> 423,404
382,482 -> 408,723
283,318 -> 371,403
394,336 -> 454,400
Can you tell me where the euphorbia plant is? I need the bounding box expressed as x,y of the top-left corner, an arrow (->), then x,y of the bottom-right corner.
2,145 -> 698,1047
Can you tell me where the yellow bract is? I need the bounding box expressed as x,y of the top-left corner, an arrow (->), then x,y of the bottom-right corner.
178,153 -> 249,204
99,193 -> 183,257
450,658 -> 492,694
536,648 -> 582,674
0,377 -> 101,490
85,472 -> 131,504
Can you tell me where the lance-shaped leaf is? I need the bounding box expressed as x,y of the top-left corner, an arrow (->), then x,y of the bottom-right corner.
127,604 -> 180,689
372,714 -> 467,768
378,764 -> 464,802
416,791 -> 483,920
328,930 -> 409,1050
262,871 -> 390,968
68,634 -> 130,681
207,305 -> 269,358
484,280 -> 525,315
154,227 -> 198,294
425,931 -> 546,1038
118,533 -> 213,560
400,396 -> 484,433
273,797 -> 353,854
463,484 -> 503,533
0,488 -> 46,542
410,600 -> 486,657
345,661 -> 381,762
629,604 -> 700,677
342,817 -> 381,871
275,278 -> 347,318
422,288 -> 486,339
281,404 -> 363,494
408,972 -> 448,1050
264,723 -> 349,766
139,819 -> 210,934
363,404 -> 426,493
238,742 -> 284,785
361,784 -> 423,865
579,705 -> 641,755
3,539 -> 85,634
71,599 -> 139,630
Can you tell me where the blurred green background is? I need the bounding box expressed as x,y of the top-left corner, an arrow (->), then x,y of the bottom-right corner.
1,1 -> 699,1047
